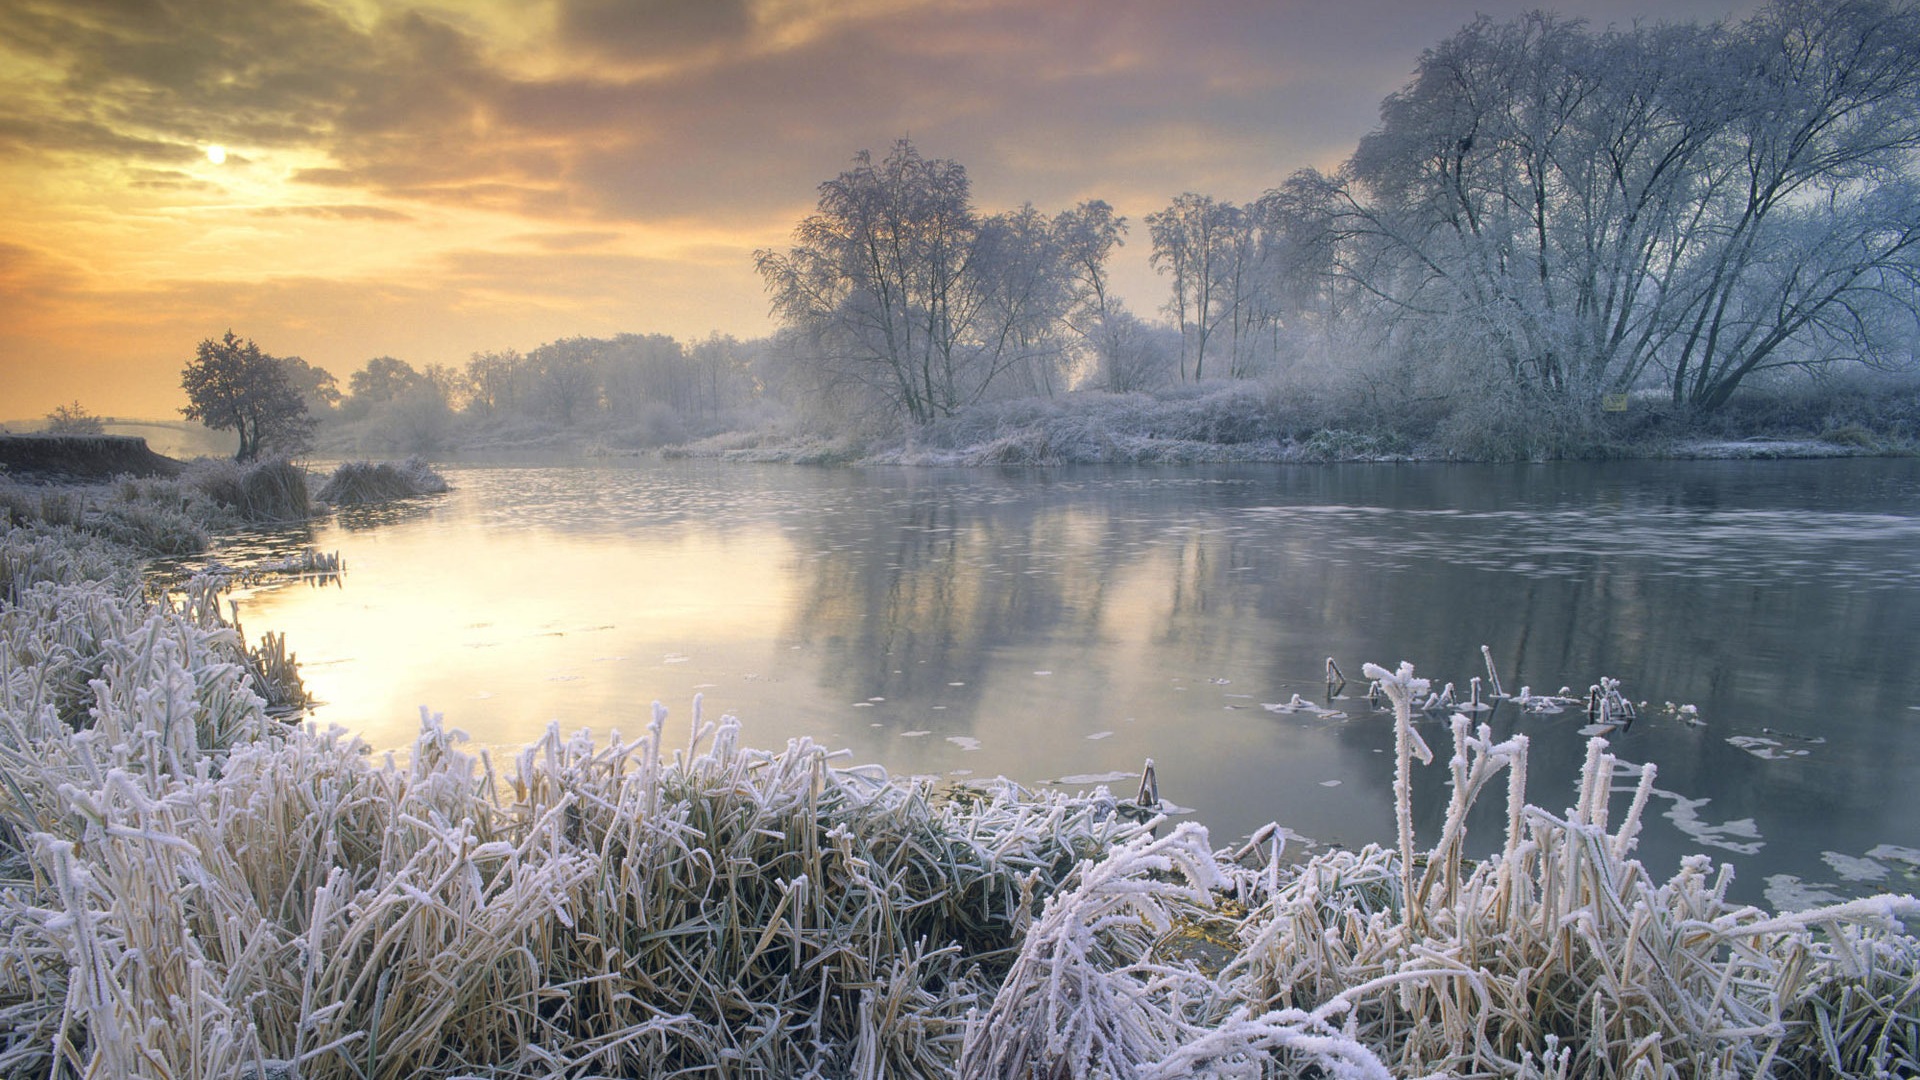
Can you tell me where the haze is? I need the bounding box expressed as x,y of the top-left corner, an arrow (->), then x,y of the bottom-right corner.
2,0 -> 1751,418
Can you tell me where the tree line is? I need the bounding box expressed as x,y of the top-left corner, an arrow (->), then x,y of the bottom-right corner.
172,0 -> 1920,456
757,0 -> 1920,429
178,330 -> 767,460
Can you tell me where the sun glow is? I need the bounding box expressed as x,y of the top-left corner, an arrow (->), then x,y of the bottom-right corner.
205,144 -> 227,164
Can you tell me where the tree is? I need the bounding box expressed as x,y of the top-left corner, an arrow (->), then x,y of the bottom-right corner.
345,356 -> 425,415
1306,0 -> 1920,410
1147,194 -> 1240,382
1055,200 -> 1135,390
420,363 -> 468,413
973,203 -> 1075,397
757,139 -> 1087,425
43,401 -> 105,435
464,349 -> 524,414
277,356 -> 342,416
526,338 -> 602,425
181,331 -> 315,460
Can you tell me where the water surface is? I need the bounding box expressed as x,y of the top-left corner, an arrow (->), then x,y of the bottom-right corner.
226,458 -> 1920,906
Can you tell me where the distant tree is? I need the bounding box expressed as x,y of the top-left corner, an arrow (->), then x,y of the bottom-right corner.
597,333 -> 691,417
1147,194 -> 1240,382
419,363 -> 468,413
43,401 -> 105,435
686,332 -> 758,414
974,203 -> 1076,397
526,338 -> 602,425
181,331 -> 316,460
1055,200 -> 1133,390
277,356 -> 342,416
345,356 -> 424,411
757,139 -> 1090,425
463,349 -> 524,414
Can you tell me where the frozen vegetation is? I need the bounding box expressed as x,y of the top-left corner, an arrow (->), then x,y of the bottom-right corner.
314,457 -> 449,506
4,494 -> 1920,1076
0,457 -> 316,558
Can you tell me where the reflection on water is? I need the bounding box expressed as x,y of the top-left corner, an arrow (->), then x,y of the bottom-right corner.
228,457 -> 1920,905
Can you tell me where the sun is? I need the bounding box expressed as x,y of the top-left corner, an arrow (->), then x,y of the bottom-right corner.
205,144 -> 227,165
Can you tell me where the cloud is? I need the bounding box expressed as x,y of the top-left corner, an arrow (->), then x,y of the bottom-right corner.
555,0 -> 754,60
0,0 -> 1765,232
1,0 -> 1768,417
515,230 -> 625,250
249,204 -> 418,222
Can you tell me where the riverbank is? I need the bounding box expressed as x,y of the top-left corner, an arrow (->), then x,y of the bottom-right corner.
297,374 -> 1920,466
0,433 -> 184,482
4,478 -> 1918,1075
665,381 -> 1920,466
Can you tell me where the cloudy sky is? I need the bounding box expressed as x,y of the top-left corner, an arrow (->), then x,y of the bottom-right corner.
2,0 -> 1754,419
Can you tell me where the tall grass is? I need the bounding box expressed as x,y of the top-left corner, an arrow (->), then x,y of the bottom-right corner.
315,457 -> 448,506
967,661 -> 1920,1077
1,458 -> 317,562
185,457 -> 315,522
0,523 -> 1146,1076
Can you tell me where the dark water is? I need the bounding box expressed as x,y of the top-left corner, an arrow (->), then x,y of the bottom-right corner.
228,457 -> 1920,907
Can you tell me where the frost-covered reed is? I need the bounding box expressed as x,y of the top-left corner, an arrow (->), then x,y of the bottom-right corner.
0,523 -> 1145,1076
1,457 -> 319,560
971,660 -> 1920,1078
315,457 -> 449,506
4,515 -> 1916,1077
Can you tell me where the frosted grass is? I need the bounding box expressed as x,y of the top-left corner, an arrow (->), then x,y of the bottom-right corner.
3,522 -> 1917,1076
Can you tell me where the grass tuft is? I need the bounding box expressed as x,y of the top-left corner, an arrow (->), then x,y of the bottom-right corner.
315,457 -> 449,506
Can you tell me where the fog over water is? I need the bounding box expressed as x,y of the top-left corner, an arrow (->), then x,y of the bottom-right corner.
226,457 -> 1920,906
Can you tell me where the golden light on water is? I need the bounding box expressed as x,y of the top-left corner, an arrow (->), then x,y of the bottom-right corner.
234,523 -> 800,750
205,144 -> 227,164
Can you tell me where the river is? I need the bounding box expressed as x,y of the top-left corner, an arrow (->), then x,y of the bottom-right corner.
222,456 -> 1920,907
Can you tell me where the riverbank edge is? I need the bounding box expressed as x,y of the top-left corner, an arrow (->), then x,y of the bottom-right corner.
294,377 -> 1920,465
0,432 -> 184,483
657,429 -> 1916,467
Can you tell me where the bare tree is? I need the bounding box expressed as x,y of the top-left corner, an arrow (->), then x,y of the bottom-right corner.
1305,1 -> 1920,410
757,139 -> 1091,426
526,338 -> 603,426
1055,200 -> 1137,391
463,349 -> 524,415
1148,194 -> 1240,382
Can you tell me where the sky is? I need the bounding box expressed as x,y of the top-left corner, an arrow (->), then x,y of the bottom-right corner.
1,0 -> 1756,420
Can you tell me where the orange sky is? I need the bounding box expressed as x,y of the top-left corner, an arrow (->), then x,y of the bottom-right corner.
1,0 -> 1754,420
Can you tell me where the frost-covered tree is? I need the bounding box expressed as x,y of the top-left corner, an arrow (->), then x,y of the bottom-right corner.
1302,0 -> 1920,409
1148,193 -> 1311,382
463,348 -> 524,414
525,337 -> 602,425
180,331 -> 315,461
973,203 -> 1076,397
1147,193 -> 1236,383
756,139 -> 1096,426
343,356 -> 424,415
1054,200 -> 1141,390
